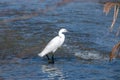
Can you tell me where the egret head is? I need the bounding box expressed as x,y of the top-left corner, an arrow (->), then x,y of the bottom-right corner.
59,28 -> 68,33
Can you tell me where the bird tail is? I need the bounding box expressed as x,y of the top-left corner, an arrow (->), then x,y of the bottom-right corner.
38,53 -> 44,57
38,50 -> 48,57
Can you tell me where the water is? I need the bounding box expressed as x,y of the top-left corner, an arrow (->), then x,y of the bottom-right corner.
0,0 -> 120,80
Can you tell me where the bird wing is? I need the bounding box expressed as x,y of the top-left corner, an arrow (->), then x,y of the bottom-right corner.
38,36 -> 63,57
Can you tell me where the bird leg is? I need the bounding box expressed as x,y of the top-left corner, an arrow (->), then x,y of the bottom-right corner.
46,54 -> 50,60
51,54 -> 54,64
46,54 -> 53,64
47,54 -> 54,64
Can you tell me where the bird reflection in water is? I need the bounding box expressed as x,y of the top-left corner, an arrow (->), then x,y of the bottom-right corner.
41,64 -> 65,80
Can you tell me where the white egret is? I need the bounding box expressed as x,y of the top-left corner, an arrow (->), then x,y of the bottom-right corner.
38,28 -> 68,64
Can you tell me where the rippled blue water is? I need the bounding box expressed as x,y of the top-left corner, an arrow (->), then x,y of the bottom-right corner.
0,0 -> 120,80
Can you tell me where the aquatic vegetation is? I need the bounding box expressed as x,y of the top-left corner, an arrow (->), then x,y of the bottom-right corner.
103,2 -> 120,61
104,2 -> 120,35
109,42 -> 120,61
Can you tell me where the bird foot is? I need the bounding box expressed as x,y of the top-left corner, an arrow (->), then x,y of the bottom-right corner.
48,60 -> 54,64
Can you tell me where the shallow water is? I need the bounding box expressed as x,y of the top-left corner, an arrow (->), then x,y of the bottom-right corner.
0,0 -> 120,80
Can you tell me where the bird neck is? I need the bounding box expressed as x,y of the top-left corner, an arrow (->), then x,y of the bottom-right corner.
58,31 -> 65,38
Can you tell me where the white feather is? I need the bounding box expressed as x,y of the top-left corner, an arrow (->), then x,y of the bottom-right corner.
38,28 -> 68,57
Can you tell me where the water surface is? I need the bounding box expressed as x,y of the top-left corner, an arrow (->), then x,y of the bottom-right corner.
0,0 -> 120,80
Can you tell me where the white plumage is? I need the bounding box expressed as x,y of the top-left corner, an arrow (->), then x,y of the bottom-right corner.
38,28 -> 68,57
